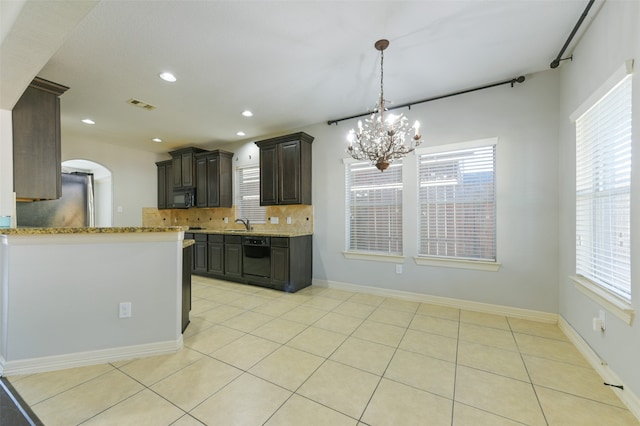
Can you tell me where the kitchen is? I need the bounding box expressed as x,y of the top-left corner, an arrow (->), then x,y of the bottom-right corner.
1,1 -> 640,424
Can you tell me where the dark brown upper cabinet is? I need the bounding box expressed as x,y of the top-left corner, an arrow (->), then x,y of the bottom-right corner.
169,147 -> 205,189
12,77 -> 69,201
255,132 -> 313,205
195,150 -> 233,208
155,160 -> 172,209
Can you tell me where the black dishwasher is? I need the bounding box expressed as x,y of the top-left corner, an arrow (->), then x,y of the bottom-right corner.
242,236 -> 271,278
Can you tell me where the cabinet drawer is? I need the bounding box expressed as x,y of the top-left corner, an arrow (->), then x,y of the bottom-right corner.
271,237 -> 289,248
207,234 -> 224,243
194,234 -> 207,242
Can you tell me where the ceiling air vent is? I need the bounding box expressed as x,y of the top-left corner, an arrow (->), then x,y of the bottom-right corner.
126,98 -> 156,111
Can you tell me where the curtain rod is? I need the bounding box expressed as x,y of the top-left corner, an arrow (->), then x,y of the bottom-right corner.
550,0 -> 595,68
327,76 -> 525,126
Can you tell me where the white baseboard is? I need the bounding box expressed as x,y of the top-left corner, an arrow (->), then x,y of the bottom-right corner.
312,279 -> 557,323
558,316 -> 640,421
0,337 -> 183,376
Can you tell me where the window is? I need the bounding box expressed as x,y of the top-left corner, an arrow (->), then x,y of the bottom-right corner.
345,160 -> 403,255
418,141 -> 496,261
575,74 -> 632,301
236,165 -> 266,224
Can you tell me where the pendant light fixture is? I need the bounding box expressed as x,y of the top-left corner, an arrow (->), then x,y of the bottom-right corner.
347,39 -> 422,171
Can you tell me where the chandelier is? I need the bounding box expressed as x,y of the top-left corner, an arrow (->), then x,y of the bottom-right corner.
347,39 -> 422,171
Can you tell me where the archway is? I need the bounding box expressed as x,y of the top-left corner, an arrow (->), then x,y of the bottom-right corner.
62,159 -> 113,227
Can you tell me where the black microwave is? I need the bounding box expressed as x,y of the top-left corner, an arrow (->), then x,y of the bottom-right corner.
172,188 -> 195,208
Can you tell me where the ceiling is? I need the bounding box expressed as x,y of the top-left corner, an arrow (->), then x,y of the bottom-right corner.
3,0 -> 597,154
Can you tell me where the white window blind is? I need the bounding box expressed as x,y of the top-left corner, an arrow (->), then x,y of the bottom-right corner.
236,165 -> 266,224
418,144 -> 496,261
575,74 -> 632,300
345,160 -> 403,255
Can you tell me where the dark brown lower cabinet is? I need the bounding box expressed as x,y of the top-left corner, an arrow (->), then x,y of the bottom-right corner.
182,243 -> 192,333
187,232 -> 312,293
224,236 -> 243,278
193,234 -> 207,274
207,234 -> 224,275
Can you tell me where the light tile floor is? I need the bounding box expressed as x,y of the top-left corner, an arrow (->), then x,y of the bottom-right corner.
8,276 -> 640,425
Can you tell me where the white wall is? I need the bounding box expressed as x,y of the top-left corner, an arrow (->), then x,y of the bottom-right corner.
558,0 -> 640,400
62,137 -> 163,226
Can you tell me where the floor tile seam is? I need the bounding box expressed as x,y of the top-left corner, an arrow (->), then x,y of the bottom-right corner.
329,299 -> 377,322
412,311 -> 461,323
208,342 -> 284,372
456,336 -> 521,353
24,366 -> 117,407
247,318 -> 313,346
511,330 -> 551,426
184,326 -> 248,354
453,401 -> 531,425
75,387 -> 164,426
357,322 -> 414,423
184,370 -> 250,418
515,350 -> 591,369
394,346 -> 458,368
510,329 -> 571,343
381,375 -> 456,403
248,302 -> 299,317
405,324 -> 460,341
114,354 -> 207,388
459,320 -> 511,332
531,383 -> 630,410
449,309 -> 462,426
519,352 -> 603,371
288,391 -> 363,424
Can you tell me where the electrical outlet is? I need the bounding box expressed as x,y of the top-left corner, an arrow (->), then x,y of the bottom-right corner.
286,216 -> 292,225
224,217 -> 229,223
119,302 -> 132,318
396,264 -> 403,274
599,309 -> 606,331
270,217 -> 279,224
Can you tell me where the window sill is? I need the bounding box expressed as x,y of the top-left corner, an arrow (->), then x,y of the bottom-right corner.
342,251 -> 405,264
570,275 -> 634,325
413,256 -> 501,272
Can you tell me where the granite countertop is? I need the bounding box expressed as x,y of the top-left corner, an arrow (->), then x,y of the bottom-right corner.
185,228 -> 312,237
1,226 -> 189,236
183,239 -> 195,248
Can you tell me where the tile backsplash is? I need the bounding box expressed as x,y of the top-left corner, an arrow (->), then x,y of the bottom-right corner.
142,205 -> 313,234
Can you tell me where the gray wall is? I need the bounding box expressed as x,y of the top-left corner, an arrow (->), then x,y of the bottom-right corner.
309,69 -> 561,313
557,0 -> 640,400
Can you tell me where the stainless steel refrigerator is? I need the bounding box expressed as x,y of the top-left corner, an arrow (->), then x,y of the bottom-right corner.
16,172 -> 95,227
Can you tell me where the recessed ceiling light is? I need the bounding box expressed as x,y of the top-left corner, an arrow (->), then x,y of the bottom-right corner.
241,110 -> 253,117
236,131 -> 246,136
152,138 -> 163,143
159,72 -> 176,82
81,118 -> 95,125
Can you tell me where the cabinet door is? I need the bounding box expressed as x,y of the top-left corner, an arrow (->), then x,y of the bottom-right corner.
259,145 -> 278,205
225,244 -> 243,278
172,156 -> 182,188
278,140 -> 301,204
206,155 -> 220,207
195,156 -> 207,207
207,242 -> 224,275
157,164 -> 167,209
193,241 -> 207,274
12,85 -> 63,200
181,152 -> 193,187
271,246 -> 289,287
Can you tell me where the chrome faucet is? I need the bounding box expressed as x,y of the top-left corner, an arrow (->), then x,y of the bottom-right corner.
235,218 -> 251,231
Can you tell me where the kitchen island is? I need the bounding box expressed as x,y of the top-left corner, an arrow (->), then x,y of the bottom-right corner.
0,227 -> 188,376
